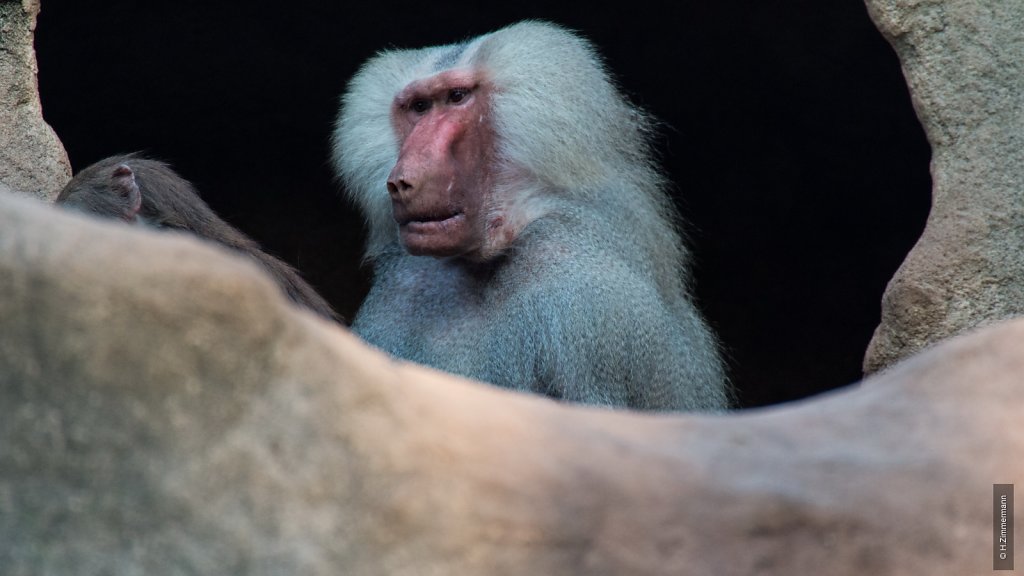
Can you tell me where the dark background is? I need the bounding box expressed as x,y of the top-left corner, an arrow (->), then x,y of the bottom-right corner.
34,1 -> 931,408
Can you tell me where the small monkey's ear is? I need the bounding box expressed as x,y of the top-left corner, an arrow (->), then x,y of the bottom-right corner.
111,164 -> 142,222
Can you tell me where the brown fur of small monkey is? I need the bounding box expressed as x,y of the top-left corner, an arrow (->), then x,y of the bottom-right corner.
57,154 -> 341,323
334,21 -> 729,411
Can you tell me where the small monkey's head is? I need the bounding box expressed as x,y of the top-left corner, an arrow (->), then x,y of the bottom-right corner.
56,159 -> 142,223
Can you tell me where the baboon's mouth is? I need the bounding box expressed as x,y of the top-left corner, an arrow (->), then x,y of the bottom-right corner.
395,206 -> 463,226
399,211 -> 465,233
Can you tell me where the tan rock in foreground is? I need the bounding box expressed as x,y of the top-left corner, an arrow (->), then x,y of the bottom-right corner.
863,0 -> 1024,373
0,192 -> 1019,575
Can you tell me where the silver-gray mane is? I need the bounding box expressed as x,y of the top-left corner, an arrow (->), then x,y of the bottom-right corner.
331,20 -> 690,295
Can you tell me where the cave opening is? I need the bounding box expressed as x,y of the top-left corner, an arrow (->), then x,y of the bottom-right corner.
35,0 -> 931,407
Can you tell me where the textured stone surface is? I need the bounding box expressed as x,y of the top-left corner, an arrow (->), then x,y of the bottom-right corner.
0,0 -> 70,200
863,0 -> 1024,373
1,191 -> 1021,575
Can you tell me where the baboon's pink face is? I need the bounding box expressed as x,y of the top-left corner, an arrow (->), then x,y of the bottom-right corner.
388,70 -> 496,259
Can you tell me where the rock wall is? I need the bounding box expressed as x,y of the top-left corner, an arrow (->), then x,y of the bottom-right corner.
863,0 -> 1024,373
1,183 -> 1021,576
0,0 -> 70,200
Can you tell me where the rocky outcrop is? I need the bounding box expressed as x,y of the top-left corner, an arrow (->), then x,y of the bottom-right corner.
1,190 -> 1020,575
863,0 -> 1024,373
0,0 -> 71,200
